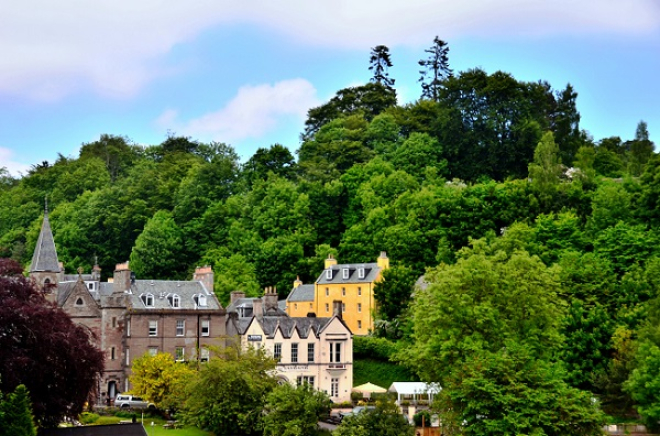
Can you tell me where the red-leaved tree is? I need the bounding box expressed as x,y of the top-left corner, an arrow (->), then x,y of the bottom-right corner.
0,259 -> 105,427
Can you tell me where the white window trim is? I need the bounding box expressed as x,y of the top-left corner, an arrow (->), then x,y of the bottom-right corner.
176,320 -> 185,337
149,320 -> 158,337
358,267 -> 365,279
201,320 -> 210,337
326,269 -> 332,279
342,268 -> 349,279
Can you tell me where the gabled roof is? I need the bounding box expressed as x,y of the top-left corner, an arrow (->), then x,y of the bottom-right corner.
128,280 -> 221,310
316,262 -> 380,285
226,297 -> 287,317
287,284 -> 314,302
238,315 -> 350,339
29,211 -> 61,273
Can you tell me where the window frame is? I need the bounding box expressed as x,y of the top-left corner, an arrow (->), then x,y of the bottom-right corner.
175,347 -> 185,362
176,319 -> 185,337
274,343 -> 282,361
291,343 -> 298,363
201,319 -> 210,337
307,343 -> 315,362
149,320 -> 158,337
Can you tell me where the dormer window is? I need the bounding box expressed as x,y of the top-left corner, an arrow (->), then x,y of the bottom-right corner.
358,267 -> 365,279
141,293 -> 155,307
168,294 -> 181,308
325,269 -> 332,279
198,294 -> 207,307
342,268 -> 349,279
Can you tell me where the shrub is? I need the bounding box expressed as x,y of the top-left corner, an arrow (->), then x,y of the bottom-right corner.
413,410 -> 431,427
79,412 -> 100,424
350,392 -> 364,404
353,336 -> 398,360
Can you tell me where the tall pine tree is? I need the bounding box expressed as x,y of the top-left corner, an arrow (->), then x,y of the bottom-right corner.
419,36 -> 452,101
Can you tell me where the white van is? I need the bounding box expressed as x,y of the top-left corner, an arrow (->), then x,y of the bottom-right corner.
115,394 -> 156,410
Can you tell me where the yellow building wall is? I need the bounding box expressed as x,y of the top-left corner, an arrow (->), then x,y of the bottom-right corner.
314,278 -> 380,335
287,299 -> 315,318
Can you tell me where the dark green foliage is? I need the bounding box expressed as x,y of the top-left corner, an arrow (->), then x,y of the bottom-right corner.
419,36 -> 452,101
369,45 -> 395,89
373,265 -> 418,321
335,400 -> 414,436
0,385 -> 37,436
263,383 -> 331,436
353,359 -> 417,390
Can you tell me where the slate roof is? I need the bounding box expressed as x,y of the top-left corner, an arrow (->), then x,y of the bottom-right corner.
316,262 -> 380,285
238,315 -> 339,339
287,284 -> 315,302
29,212 -> 61,272
64,273 -> 93,281
128,280 -> 221,310
56,281 -> 78,306
226,297 -> 286,317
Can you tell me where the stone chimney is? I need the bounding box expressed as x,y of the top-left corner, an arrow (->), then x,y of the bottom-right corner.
293,276 -> 303,289
193,265 -> 214,294
113,262 -> 132,294
264,287 -> 278,314
230,291 -> 246,305
333,300 -> 343,319
377,251 -> 390,270
92,262 -> 101,282
325,254 -> 338,269
252,298 -> 263,318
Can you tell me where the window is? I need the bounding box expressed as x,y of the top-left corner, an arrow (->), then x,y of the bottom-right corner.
331,378 -> 339,397
274,343 -> 282,361
126,319 -> 131,337
291,343 -> 298,363
308,343 -> 315,362
149,320 -> 157,337
88,283 -> 93,290
342,287 -> 346,296
342,268 -> 349,279
112,317 -> 117,328
176,320 -> 185,336
342,303 -> 345,312
358,303 -> 362,313
325,303 -> 329,312
309,303 -> 313,309
201,320 -> 210,336
200,348 -> 210,362
125,348 -> 130,365
325,287 -> 329,297
358,287 -> 362,296
175,347 -> 185,362
148,347 -> 158,356
198,294 -> 207,307
75,297 -> 84,306
329,342 -> 342,363
325,269 -> 332,279
168,294 -> 181,308
141,293 -> 154,307
111,347 -> 116,360
358,267 -> 365,279
358,320 -> 362,329
294,303 -> 298,310
297,376 -> 315,387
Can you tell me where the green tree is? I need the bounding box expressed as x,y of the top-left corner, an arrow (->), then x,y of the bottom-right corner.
262,383 -> 331,436
373,264 -> 418,321
418,36 -> 452,101
528,131 -> 562,204
181,346 -> 277,436
79,134 -> 139,181
241,144 -> 297,189
625,342 -> 660,431
369,45 -> 395,88
129,352 -> 196,411
335,400 -> 414,436
201,251 -> 261,305
129,210 -> 184,279
0,385 -> 37,436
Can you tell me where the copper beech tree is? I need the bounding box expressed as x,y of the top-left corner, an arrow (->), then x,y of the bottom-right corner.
0,259 -> 104,428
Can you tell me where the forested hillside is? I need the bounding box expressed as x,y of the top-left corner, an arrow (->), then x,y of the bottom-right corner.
2,42 -> 659,427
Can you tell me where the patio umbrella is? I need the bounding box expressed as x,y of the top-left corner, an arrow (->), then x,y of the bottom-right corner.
352,382 -> 387,397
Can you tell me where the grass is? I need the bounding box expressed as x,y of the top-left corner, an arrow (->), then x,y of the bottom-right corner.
87,414 -> 211,436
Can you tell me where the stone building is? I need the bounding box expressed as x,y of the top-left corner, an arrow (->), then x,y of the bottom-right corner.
28,210 -> 226,403
286,252 -> 389,335
226,289 -> 354,403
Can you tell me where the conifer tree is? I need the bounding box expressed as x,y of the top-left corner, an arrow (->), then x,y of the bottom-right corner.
0,385 -> 37,436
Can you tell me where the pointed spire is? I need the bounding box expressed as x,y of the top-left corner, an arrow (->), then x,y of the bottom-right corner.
29,207 -> 61,273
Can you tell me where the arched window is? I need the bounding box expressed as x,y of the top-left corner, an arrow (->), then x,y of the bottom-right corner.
44,278 -> 51,285
141,293 -> 154,307
75,297 -> 84,306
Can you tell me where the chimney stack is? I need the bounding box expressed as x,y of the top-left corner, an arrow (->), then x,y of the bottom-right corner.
377,251 -> 389,270
253,298 -> 263,318
113,262 -> 131,294
325,254 -> 338,269
230,291 -> 246,305
333,300 -> 343,319
264,287 -> 278,314
193,265 -> 214,294
293,276 -> 303,289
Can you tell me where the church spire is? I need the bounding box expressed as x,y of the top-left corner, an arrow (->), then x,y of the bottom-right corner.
29,204 -> 61,273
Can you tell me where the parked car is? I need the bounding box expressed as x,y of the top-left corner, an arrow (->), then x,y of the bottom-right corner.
339,406 -> 376,421
114,394 -> 156,410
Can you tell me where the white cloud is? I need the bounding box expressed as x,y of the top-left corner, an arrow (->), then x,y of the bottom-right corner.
0,147 -> 31,176
2,1 -> 658,100
157,78 -> 320,143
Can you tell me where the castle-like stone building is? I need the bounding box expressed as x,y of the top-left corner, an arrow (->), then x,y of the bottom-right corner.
29,209 -> 226,403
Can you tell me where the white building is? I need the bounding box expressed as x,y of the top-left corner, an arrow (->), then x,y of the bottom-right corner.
226,290 -> 353,403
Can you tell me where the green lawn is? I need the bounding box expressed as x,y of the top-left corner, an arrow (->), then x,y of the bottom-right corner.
353,358 -> 417,388
89,415 -> 211,436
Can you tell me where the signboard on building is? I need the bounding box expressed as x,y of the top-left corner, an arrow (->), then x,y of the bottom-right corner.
247,335 -> 262,342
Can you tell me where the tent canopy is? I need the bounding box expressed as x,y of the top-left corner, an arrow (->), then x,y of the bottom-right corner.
352,382 -> 387,394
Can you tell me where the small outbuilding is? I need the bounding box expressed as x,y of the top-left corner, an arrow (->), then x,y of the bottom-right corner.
388,382 -> 441,406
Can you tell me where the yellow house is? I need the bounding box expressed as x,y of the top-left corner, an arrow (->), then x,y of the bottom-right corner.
287,252 -> 389,335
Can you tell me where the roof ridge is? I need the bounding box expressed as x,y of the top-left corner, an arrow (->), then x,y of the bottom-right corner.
29,211 -> 61,273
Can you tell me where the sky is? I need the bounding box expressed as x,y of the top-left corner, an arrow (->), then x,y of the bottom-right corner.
1,0 -> 659,176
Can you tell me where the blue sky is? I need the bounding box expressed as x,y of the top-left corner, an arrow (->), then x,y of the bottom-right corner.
1,1 -> 659,176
